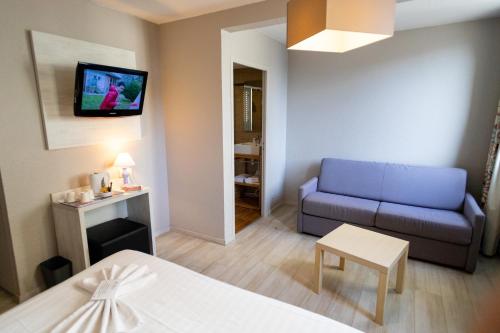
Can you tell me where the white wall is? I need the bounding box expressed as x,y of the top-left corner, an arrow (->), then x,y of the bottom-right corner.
221,28 -> 288,241
285,19 -> 500,204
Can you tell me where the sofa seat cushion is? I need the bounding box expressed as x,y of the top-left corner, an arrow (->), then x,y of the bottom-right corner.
303,192 -> 380,226
375,202 -> 472,245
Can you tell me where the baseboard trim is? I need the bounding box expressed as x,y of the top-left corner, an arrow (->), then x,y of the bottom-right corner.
170,203 -> 292,246
154,225 -> 170,238
271,201 -> 284,212
282,200 -> 298,207
170,226 -> 226,245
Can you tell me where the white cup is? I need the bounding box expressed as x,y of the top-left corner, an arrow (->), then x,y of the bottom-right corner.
65,191 -> 76,203
80,191 -> 91,203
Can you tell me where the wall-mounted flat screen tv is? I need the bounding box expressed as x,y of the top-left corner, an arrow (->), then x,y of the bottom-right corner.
74,62 -> 148,117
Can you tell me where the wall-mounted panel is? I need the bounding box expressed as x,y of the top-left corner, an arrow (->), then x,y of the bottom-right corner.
30,31 -> 141,150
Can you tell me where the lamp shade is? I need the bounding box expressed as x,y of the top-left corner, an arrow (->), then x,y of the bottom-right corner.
114,153 -> 136,168
287,0 -> 396,53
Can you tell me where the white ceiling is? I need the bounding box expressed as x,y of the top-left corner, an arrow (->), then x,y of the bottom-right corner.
253,0 -> 500,45
91,0 -> 500,31
90,0 -> 265,24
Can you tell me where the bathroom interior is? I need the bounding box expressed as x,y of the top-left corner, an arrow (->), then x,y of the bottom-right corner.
233,64 -> 263,233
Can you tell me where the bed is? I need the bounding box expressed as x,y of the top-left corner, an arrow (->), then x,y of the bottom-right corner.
0,250 -> 361,333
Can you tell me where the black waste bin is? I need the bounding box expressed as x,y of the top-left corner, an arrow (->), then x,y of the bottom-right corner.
40,256 -> 72,288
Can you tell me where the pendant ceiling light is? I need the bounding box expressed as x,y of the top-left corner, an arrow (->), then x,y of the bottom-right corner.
287,0 -> 396,53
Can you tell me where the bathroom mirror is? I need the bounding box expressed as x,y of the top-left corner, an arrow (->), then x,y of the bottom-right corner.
243,87 -> 253,132
242,86 -> 261,132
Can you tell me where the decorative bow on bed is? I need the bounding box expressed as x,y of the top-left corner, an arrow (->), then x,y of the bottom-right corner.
51,264 -> 157,333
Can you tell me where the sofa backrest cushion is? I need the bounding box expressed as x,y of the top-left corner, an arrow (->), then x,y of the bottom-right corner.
381,164 -> 467,211
318,158 -> 385,201
318,158 -> 467,211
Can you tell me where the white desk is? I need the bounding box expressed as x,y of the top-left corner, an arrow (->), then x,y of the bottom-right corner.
51,188 -> 155,274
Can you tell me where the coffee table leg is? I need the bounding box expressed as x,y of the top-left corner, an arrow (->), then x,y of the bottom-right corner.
339,257 -> 345,271
314,246 -> 324,294
396,249 -> 408,294
375,271 -> 389,325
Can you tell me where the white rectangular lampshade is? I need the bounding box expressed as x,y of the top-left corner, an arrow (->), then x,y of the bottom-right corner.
114,152 -> 136,168
287,0 -> 396,53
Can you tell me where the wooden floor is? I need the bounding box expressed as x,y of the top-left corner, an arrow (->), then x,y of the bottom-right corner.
1,205 -> 499,332
235,206 -> 261,233
157,205 -> 500,333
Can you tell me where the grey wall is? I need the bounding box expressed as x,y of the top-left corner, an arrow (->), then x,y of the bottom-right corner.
285,19 -> 500,204
0,0 -> 169,300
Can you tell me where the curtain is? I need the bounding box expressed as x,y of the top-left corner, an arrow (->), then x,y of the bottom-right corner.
482,100 -> 500,255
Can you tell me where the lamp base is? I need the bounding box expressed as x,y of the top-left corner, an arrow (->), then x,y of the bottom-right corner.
122,168 -> 131,185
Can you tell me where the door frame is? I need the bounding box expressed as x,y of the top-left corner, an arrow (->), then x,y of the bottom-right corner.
224,57 -> 269,242
232,62 -> 267,215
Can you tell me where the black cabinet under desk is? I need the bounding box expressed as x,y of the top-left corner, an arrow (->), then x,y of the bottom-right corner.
87,218 -> 151,265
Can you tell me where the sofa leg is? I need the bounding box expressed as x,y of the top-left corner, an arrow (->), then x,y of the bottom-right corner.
297,213 -> 304,233
465,263 -> 476,274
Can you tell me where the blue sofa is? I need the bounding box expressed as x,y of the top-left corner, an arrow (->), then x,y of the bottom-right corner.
298,158 -> 485,272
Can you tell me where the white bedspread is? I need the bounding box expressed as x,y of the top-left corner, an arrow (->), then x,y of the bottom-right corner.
0,250 -> 361,333
52,264 -> 157,333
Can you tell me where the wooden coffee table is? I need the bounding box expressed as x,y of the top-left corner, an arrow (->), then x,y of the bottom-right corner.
314,224 -> 409,325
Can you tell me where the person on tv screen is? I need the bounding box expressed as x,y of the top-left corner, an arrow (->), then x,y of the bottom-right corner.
99,81 -> 125,110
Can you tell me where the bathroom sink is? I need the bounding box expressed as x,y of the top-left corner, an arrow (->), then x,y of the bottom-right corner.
235,142 -> 260,156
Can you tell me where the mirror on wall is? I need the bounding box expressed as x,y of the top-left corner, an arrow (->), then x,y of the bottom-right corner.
243,87 -> 252,132
243,86 -> 261,132
233,66 -> 263,141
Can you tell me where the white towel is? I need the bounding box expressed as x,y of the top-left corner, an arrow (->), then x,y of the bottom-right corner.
245,176 -> 260,185
51,264 -> 156,333
235,174 -> 250,183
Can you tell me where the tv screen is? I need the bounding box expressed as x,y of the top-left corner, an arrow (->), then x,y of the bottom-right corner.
74,62 -> 148,117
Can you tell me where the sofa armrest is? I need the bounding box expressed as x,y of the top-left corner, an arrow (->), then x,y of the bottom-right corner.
298,177 -> 318,205
463,193 -> 486,272
297,177 -> 318,233
464,193 -> 486,228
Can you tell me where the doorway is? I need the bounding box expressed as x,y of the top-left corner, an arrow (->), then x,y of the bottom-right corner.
233,64 -> 264,233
